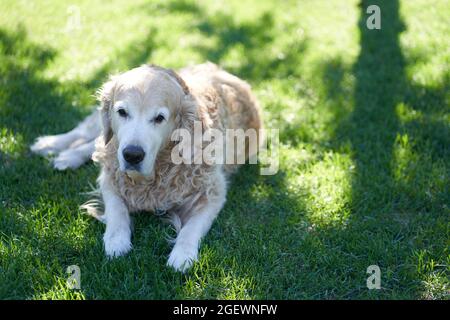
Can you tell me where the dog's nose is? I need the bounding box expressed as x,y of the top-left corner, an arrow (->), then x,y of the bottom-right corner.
122,145 -> 145,165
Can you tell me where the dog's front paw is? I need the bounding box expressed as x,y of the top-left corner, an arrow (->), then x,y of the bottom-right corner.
30,135 -> 62,156
103,227 -> 132,258
167,242 -> 198,272
53,149 -> 86,170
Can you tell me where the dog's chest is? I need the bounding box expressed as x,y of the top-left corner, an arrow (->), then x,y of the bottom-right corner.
114,166 -> 206,215
117,175 -> 175,213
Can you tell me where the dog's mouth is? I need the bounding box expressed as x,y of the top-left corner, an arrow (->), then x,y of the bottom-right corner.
122,163 -> 155,180
124,163 -> 141,172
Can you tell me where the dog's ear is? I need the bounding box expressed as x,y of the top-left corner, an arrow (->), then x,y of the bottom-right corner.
164,68 -> 190,95
175,91 -> 204,134
174,82 -> 214,135
146,64 -> 190,95
97,77 -> 117,144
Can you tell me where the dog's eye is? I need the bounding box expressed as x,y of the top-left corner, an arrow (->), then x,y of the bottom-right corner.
117,108 -> 128,118
154,114 -> 165,124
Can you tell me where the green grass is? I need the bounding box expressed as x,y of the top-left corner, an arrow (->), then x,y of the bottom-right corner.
0,0 -> 449,299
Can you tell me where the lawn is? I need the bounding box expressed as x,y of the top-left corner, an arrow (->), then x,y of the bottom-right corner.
0,0 -> 448,299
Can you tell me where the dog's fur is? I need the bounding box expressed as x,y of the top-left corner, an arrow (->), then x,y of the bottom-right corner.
31,63 -> 262,271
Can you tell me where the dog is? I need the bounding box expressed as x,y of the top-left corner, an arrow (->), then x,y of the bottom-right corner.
31,63 -> 262,271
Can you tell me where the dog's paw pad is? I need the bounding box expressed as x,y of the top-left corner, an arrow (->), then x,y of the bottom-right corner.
167,243 -> 198,272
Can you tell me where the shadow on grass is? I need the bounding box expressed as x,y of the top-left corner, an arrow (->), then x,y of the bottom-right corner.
317,0 -> 449,298
0,26 -> 87,142
153,0 -> 307,81
180,0 -> 448,298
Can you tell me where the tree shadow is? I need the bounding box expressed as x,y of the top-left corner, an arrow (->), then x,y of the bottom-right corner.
151,0 -> 307,81
318,0 -> 449,298
0,26 -> 87,142
345,0 -> 405,207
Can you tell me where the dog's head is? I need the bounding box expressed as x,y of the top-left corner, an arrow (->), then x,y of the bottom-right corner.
98,64 -> 195,177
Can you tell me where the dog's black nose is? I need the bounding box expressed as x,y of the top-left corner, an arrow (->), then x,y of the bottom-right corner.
123,145 -> 145,165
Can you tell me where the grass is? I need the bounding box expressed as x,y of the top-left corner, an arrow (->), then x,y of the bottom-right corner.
0,0 -> 449,299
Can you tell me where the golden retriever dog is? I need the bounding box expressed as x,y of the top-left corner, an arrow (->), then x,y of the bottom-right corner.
31,63 -> 262,271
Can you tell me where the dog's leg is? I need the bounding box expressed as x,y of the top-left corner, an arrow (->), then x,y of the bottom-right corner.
31,109 -> 100,156
100,171 -> 132,257
53,139 -> 96,170
167,171 -> 226,272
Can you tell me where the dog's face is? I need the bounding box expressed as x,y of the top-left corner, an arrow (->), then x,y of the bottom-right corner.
100,65 -> 189,177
